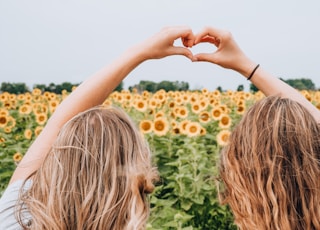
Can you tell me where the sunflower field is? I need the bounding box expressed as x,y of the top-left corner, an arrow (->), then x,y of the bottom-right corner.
1,88 -> 320,229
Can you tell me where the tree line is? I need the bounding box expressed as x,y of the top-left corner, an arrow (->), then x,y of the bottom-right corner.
0,78 -> 318,94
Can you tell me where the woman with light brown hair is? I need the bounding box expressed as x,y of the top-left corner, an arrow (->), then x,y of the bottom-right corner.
193,27 -> 320,229
0,26 -> 196,229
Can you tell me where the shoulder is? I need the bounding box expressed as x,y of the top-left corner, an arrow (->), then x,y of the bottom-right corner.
0,180 -> 32,229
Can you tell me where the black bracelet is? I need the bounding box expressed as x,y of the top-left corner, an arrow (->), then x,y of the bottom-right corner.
247,64 -> 260,81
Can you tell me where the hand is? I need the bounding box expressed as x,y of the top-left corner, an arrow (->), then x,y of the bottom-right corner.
193,27 -> 256,76
136,26 -> 195,61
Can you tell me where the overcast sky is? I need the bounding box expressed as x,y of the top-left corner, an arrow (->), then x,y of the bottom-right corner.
1,0 -> 320,91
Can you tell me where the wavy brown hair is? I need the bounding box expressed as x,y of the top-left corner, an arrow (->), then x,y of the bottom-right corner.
18,106 -> 158,229
220,96 -> 320,230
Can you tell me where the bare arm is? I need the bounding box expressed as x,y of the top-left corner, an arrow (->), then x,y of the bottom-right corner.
9,26 -> 195,184
193,26 -> 320,122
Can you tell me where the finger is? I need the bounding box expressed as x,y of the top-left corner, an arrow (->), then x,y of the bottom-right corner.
196,36 -> 217,45
182,36 -> 195,48
165,26 -> 195,47
169,46 -> 194,60
194,26 -> 224,44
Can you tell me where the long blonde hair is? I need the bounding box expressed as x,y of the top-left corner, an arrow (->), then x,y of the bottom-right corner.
220,96 -> 320,230
18,106 -> 158,229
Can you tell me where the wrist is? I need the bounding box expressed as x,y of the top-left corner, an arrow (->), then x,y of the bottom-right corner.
124,44 -> 150,64
236,58 -> 258,78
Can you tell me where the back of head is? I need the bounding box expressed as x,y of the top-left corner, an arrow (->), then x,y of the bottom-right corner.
220,96 -> 320,230
19,106 -> 158,230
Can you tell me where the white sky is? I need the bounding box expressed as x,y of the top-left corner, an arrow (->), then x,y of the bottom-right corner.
1,0 -> 320,91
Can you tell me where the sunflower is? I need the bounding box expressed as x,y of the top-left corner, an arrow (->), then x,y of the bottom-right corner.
13,152 -> 23,163
49,93 -> 57,100
9,94 -> 17,101
177,106 -> 188,118
6,116 -> 16,129
181,94 -> 190,103
0,115 -> 8,128
209,98 -> 218,106
131,88 -> 138,94
0,108 -> 9,116
24,129 -> 33,140
168,101 -> 175,109
3,101 -> 12,110
185,122 -> 201,137
124,93 -> 132,101
103,99 -> 112,107
36,113 -> 48,125
172,127 -> 181,135
142,90 -> 150,98
201,88 -> 209,95
191,102 -> 202,114
226,90 -> 234,97
212,90 -> 221,97
236,105 -> 246,115
49,100 -> 60,113
153,118 -> 169,136
148,99 -> 158,109
155,111 -> 165,118
134,100 -> 147,112
175,97 -> 183,105
171,120 -> 178,129
49,100 -> 59,108
199,99 -> 209,110
4,127 -> 12,133
116,94 -> 124,103
217,130 -> 231,146
43,91 -> 51,99
189,95 -> 198,103
211,107 -> 223,121
199,111 -> 211,123
19,105 -> 32,115
21,92 -> 30,100
139,120 -> 153,134
219,114 -> 232,129
34,126 -> 43,136
200,127 -> 207,136
0,92 -> 9,102
32,88 -> 42,96
32,95 -> 42,102
219,105 -> 228,113
179,120 -> 190,135
32,103 -> 45,114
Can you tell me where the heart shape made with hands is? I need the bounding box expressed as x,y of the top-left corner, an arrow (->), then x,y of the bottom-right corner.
173,36 -> 218,62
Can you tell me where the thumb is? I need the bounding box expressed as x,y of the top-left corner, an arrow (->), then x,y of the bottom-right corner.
170,46 -> 194,60
193,53 -> 217,63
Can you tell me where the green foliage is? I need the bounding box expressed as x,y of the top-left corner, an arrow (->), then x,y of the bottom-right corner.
281,78 -> 316,90
145,131 -> 236,229
130,80 -> 189,93
251,77 -> 316,92
0,82 -> 30,94
236,84 -> 244,91
249,83 -> 258,92
114,81 -> 124,92
216,86 -> 223,92
33,82 -> 79,93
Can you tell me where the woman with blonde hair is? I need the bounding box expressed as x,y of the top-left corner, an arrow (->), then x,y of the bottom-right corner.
0,26 -> 196,229
193,27 -> 320,229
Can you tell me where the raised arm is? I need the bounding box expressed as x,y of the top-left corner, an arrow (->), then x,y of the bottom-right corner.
193,26 -> 320,123
9,26 -> 195,184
